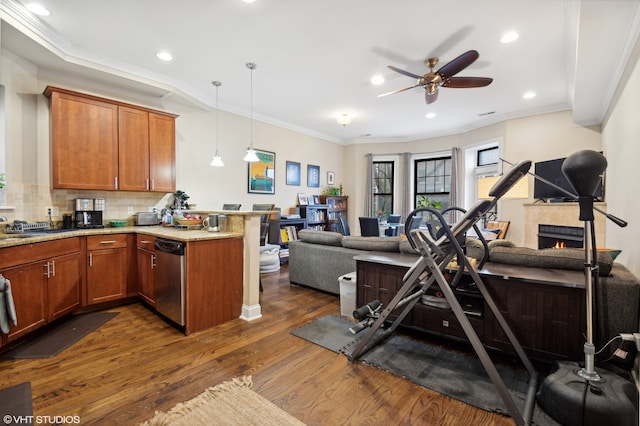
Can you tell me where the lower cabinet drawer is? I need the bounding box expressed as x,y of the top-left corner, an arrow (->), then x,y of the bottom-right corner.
87,234 -> 128,250
412,303 -> 484,340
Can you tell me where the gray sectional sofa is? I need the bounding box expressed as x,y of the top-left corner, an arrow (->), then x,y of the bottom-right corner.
288,229 -> 640,344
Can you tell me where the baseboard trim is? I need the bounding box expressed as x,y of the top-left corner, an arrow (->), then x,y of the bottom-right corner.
240,304 -> 262,321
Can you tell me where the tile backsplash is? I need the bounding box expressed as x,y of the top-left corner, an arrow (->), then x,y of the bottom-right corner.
1,183 -> 173,223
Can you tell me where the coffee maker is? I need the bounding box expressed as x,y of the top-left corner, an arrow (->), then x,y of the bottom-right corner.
74,198 -> 105,228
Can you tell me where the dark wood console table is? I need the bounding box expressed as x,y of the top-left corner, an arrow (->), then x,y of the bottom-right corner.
354,253 -> 586,362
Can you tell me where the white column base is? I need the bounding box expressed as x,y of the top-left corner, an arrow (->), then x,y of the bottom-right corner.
240,303 -> 262,321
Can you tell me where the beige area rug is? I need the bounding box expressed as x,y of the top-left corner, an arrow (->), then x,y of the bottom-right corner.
140,376 -> 305,426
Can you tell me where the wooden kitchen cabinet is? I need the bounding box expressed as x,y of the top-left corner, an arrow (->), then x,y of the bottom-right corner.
0,238 -> 82,343
118,106 -> 150,191
46,88 -> 119,190
148,112 -> 176,193
136,234 -> 156,306
0,261 -> 47,342
47,251 -> 83,321
86,235 -> 128,305
45,86 -> 177,192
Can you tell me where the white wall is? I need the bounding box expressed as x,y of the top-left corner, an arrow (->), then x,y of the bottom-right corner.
347,111 -> 602,246
0,48 -> 345,223
602,35 -> 640,278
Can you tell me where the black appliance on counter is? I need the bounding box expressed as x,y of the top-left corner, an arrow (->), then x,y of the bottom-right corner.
74,198 -> 105,229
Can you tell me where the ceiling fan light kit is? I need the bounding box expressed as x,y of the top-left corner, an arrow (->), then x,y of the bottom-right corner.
379,50 -> 493,105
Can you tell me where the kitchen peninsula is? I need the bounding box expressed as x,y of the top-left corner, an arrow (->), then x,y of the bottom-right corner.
0,210 -> 265,348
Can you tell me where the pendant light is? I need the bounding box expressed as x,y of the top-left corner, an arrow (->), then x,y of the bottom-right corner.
209,81 -> 224,167
243,62 -> 260,162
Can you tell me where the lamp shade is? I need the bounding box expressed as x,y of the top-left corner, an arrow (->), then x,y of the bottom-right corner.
478,175 -> 529,200
562,150 -> 607,197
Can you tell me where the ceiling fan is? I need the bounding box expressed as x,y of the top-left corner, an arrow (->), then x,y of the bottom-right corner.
378,50 -> 493,104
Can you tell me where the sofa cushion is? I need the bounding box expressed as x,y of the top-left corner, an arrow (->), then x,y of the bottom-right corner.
298,229 -> 343,246
399,239 -> 419,254
489,246 -> 613,276
342,236 -> 401,252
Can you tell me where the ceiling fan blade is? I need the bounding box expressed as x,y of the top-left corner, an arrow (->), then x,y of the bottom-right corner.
426,90 -> 439,104
437,50 -> 479,79
443,76 -> 493,88
377,84 -> 421,98
388,65 -> 422,80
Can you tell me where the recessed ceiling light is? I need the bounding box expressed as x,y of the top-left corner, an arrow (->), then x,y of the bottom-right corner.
425,113 -> 436,119
501,31 -> 519,43
242,0 -> 256,3
371,75 -> 384,85
26,3 -> 50,16
523,91 -> 536,99
156,51 -> 173,62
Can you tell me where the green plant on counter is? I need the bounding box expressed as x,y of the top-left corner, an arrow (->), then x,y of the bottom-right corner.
173,190 -> 191,209
0,173 -> 5,189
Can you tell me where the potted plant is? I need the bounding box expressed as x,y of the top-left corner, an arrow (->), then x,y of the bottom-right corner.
0,173 -> 5,189
173,190 -> 191,209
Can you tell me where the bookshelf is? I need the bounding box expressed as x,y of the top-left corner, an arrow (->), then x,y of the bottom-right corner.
298,205 -> 329,231
268,218 -> 307,263
320,195 -> 348,233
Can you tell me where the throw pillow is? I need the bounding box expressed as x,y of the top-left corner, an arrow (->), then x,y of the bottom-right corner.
489,246 -> 613,276
298,229 -> 343,246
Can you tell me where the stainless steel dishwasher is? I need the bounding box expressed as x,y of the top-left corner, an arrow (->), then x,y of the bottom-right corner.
154,238 -> 186,326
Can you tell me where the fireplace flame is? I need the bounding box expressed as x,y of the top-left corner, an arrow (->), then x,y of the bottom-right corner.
553,241 -> 566,249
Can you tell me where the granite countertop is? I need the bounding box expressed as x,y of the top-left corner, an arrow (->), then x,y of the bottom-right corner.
0,225 -> 243,249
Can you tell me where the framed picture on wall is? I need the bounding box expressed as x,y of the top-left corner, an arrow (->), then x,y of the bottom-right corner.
286,161 -> 301,186
247,149 -> 276,194
327,171 -> 335,185
307,164 -> 320,187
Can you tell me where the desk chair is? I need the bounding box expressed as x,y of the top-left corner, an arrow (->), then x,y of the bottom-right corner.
222,203 -> 241,210
359,217 -> 380,237
384,214 -> 402,236
339,216 -> 351,236
253,204 -> 275,291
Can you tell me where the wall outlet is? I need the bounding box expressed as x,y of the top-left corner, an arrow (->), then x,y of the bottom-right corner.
127,206 -> 134,215
45,206 -> 59,217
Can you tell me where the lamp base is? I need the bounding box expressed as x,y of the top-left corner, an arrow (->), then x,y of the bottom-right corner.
537,361 -> 638,426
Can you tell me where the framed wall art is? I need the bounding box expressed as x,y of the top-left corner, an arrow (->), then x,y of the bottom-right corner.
247,149 -> 276,194
286,161 -> 301,186
307,164 -> 320,188
327,171 -> 335,186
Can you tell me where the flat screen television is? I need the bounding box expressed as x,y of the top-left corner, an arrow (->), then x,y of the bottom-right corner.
533,157 -> 604,201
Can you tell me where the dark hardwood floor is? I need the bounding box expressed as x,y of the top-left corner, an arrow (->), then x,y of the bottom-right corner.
0,264 -> 513,425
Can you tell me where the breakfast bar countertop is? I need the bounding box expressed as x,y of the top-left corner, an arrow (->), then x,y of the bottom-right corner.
0,225 -> 244,248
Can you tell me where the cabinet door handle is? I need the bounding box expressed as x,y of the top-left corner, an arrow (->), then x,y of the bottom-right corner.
151,179 -> 155,191
151,254 -> 156,269
146,179 -> 149,191
51,260 -> 56,277
114,177 -> 118,189
44,262 -> 50,278
140,240 -> 151,244
99,240 -> 117,244
89,252 -> 93,267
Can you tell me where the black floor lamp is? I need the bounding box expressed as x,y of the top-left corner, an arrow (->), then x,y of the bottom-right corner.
536,150 -> 637,426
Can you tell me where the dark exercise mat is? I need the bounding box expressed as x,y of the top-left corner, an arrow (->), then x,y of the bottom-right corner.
292,314 -> 559,425
1,312 -> 118,359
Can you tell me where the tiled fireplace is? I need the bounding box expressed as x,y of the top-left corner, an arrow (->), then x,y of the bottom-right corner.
538,224 -> 584,249
524,202 -> 606,249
